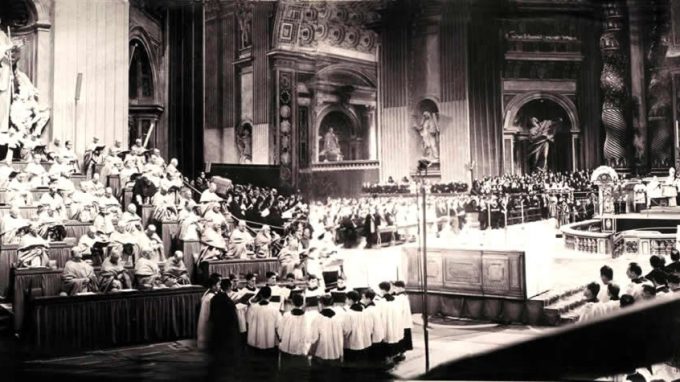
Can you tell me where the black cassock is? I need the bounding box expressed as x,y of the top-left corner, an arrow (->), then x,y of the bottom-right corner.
208,292 -> 241,357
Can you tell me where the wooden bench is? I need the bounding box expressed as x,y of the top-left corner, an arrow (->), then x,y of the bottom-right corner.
197,258 -> 279,286
0,240 -> 75,298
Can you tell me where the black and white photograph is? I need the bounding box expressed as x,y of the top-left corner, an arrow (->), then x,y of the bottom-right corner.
1,0 -> 680,380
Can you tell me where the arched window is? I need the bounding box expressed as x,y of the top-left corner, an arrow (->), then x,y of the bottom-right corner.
129,40 -> 153,101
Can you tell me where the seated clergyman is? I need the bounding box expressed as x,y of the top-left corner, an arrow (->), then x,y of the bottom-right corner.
140,224 -> 164,263
61,247 -> 99,295
134,249 -> 162,290
1,205 -> 31,245
17,227 -> 50,268
226,220 -> 253,259
36,204 -> 66,241
162,250 -> 191,287
254,224 -> 279,258
98,247 -> 132,292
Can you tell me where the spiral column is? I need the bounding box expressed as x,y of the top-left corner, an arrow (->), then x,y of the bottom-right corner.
600,2 -> 630,169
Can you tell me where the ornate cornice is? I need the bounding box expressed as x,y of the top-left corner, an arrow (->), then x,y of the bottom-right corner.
272,1 -> 380,63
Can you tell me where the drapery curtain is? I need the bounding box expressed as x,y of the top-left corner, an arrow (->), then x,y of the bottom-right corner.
25,287 -> 203,356
11,268 -> 63,332
198,259 -> 279,285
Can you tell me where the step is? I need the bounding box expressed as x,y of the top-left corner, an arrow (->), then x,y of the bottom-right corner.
543,291 -> 588,326
533,284 -> 587,307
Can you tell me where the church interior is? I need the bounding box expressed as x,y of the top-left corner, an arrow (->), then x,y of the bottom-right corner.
2,0 -> 680,381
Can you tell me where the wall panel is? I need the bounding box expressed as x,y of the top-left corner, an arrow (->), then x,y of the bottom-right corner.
252,123 -> 269,164
380,107 -> 411,180
439,9 -> 470,182
52,0 -> 129,155
252,3 -> 272,126
468,15 -> 502,177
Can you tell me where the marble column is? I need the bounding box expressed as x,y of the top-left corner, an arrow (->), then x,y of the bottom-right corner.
367,105 -> 377,160
600,1 -> 631,170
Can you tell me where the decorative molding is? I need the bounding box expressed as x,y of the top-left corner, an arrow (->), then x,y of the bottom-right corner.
503,91 -> 580,133
503,79 -> 577,94
272,1 -> 380,62
300,159 -> 379,173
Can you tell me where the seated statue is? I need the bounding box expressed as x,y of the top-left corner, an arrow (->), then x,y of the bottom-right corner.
319,127 -> 343,162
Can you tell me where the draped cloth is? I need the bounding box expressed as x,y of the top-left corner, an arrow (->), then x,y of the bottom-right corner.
61,259 -> 98,296
162,258 -> 191,287
17,234 -> 50,268
1,214 -> 30,245
226,229 -> 253,259
134,257 -> 161,290
98,257 -> 132,292
0,29 -> 11,135
25,287 -> 204,356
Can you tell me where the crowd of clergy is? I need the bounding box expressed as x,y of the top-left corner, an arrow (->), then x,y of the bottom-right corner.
0,135 -> 310,297
197,270 -> 414,377
578,250 -> 680,322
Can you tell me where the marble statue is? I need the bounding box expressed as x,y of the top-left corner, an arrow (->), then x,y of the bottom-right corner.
237,126 -> 252,164
320,127 -> 342,162
414,111 -> 440,161
0,27 -> 12,135
528,117 -> 557,171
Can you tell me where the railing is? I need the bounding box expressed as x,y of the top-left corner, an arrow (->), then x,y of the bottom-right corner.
561,220 -> 613,255
303,159 -> 380,172
562,220 -> 677,257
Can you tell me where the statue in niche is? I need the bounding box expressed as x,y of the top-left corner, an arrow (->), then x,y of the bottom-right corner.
236,0 -> 252,49
414,111 -> 440,161
528,117 -> 559,171
320,127 -> 342,162
0,36 -> 49,163
237,124 -> 252,164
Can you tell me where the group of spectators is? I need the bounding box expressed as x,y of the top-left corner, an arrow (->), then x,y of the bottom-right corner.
319,170 -> 597,248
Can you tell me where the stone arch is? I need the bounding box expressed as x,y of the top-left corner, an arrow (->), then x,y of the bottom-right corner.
315,63 -> 376,88
503,92 -> 579,133
129,28 -> 161,102
316,104 -> 362,161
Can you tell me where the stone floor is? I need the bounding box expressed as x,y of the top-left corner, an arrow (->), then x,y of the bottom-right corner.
11,318 -> 549,382
3,219 -> 667,381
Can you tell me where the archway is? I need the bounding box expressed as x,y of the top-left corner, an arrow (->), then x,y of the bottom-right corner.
318,109 -> 364,162
503,92 -> 580,175
128,38 -> 163,149
512,99 -> 571,173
